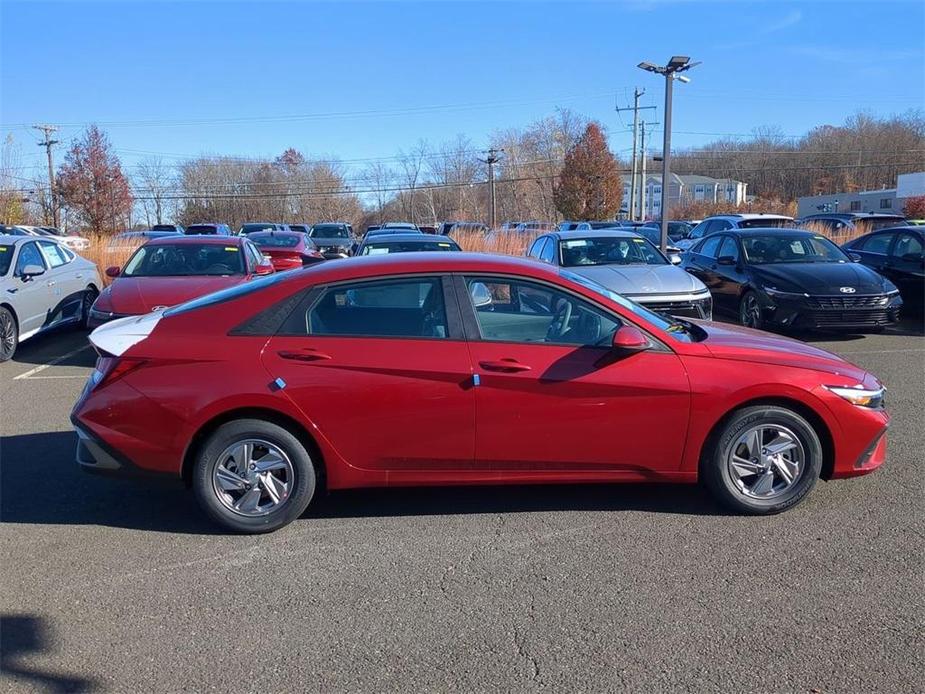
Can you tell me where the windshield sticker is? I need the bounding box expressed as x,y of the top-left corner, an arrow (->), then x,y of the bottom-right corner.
564,240 -> 588,248
224,247 -> 238,252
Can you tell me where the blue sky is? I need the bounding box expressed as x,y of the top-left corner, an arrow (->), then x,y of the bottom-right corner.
2,0 -> 923,180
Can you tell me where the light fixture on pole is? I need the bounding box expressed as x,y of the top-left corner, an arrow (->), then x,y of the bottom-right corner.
637,55 -> 700,253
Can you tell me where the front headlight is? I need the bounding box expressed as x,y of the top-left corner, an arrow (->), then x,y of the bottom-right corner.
764,287 -> 809,299
824,384 -> 885,408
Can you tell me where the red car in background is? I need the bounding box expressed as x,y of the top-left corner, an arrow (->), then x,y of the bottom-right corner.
73,253 -> 889,533
87,235 -> 274,328
248,230 -> 325,272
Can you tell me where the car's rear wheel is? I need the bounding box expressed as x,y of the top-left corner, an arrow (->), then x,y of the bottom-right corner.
702,405 -> 822,515
192,419 -> 316,533
738,290 -> 764,329
0,306 -> 18,362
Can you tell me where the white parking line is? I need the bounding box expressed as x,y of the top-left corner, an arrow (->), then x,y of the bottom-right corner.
13,345 -> 92,381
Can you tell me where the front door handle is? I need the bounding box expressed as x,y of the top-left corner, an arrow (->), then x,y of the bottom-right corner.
277,349 -> 332,362
479,359 -> 532,373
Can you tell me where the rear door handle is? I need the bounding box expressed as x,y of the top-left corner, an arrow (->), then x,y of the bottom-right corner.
277,349 -> 332,362
479,359 -> 532,373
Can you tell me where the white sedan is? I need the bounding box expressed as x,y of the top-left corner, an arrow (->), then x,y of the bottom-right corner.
0,234 -> 101,361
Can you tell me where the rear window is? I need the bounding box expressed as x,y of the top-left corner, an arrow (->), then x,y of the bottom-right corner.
310,225 -> 349,239
0,245 -> 12,276
165,272 -> 290,317
251,233 -> 301,248
240,223 -> 278,234
185,225 -> 218,235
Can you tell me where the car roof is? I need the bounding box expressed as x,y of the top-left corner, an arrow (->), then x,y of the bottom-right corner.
705,213 -> 793,220
146,235 -> 245,246
362,233 -> 455,243
0,235 -> 27,244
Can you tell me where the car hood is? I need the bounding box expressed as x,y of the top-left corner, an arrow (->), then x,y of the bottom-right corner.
698,320 -> 871,382
752,262 -> 894,294
104,275 -> 246,314
568,264 -> 705,296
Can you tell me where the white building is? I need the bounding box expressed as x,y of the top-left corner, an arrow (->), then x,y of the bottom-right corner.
797,171 -> 925,218
620,174 -> 748,220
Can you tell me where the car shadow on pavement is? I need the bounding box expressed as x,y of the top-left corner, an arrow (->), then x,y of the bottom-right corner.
0,614 -> 101,692
1,432 -> 722,534
9,329 -> 95,368
0,432 -> 219,535
307,481 -> 721,520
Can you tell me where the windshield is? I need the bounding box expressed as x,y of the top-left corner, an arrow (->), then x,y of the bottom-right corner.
559,236 -> 667,267
737,218 -> 794,229
251,233 -> 301,248
310,225 -> 349,239
0,245 -> 12,276
361,241 -> 460,254
561,269 -> 697,342
122,243 -> 246,277
742,234 -> 850,264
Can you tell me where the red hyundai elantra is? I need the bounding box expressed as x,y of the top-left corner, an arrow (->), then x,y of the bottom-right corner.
72,253 -> 889,533
87,235 -> 274,328
248,230 -> 325,272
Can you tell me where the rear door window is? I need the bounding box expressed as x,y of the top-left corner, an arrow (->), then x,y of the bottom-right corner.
298,278 -> 449,339
856,232 -> 895,255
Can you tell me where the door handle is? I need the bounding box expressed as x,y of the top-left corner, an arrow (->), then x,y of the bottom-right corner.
479,359 -> 532,373
46,280 -> 56,287
277,349 -> 332,362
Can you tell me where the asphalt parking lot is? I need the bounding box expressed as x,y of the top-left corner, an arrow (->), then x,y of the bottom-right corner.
1,319 -> 923,693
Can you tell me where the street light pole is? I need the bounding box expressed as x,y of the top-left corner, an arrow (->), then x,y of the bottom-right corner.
638,56 -> 700,253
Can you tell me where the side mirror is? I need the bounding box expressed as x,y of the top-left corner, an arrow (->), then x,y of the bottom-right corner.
21,264 -> 45,279
848,252 -> 862,263
255,262 -> 275,276
469,282 -> 493,308
105,266 -> 121,278
669,254 -> 682,265
716,255 -> 737,266
611,325 -> 650,353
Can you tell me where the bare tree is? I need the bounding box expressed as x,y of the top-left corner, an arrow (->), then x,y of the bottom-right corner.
135,156 -> 174,225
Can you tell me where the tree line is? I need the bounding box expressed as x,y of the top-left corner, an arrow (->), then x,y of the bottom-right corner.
1,109 -> 922,234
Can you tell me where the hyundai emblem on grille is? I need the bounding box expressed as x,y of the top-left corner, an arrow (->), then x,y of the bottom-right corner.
839,287 -> 856,294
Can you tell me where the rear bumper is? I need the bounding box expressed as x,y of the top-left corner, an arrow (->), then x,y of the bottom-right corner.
73,417 -> 174,481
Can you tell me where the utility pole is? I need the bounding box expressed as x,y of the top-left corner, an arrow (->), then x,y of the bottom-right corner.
33,124 -> 59,227
479,148 -> 503,229
637,120 -> 658,221
616,89 -> 655,221
639,56 -> 700,252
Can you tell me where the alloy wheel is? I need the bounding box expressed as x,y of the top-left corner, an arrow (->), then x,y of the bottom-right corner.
740,294 -> 761,328
0,310 -> 16,360
727,424 -> 805,499
211,439 -> 295,517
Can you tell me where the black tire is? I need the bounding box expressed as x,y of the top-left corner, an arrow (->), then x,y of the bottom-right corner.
78,286 -> 99,330
192,419 -> 316,533
0,306 -> 18,363
701,405 -> 823,515
738,290 -> 764,330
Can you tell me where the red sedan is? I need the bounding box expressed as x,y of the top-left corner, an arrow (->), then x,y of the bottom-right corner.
73,253 -> 889,533
88,235 -> 274,328
248,230 -> 325,272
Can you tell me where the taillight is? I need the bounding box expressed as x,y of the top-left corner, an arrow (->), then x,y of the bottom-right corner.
90,356 -> 147,390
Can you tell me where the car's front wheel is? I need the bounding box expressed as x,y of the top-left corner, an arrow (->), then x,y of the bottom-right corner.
192,419 -> 316,533
78,286 -> 99,330
738,290 -> 764,329
0,306 -> 18,362
702,405 -> 822,515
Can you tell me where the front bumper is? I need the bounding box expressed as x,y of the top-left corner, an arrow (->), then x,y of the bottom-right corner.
761,293 -> 902,331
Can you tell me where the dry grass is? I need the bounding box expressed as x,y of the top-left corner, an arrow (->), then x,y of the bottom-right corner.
81,234 -> 143,286
452,228 -> 536,256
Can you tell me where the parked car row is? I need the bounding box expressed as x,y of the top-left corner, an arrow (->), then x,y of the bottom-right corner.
0,224 -> 90,251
